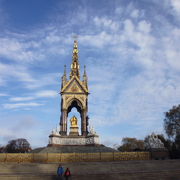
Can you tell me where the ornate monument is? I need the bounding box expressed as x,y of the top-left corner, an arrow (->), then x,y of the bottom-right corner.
49,40 -> 99,146
144,133 -> 169,160
145,133 -> 165,149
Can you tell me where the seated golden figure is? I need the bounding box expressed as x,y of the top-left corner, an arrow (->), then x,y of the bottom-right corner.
70,116 -> 78,127
69,116 -> 79,136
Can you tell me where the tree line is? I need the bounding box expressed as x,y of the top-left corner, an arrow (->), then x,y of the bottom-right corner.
0,138 -> 31,153
117,104 -> 180,159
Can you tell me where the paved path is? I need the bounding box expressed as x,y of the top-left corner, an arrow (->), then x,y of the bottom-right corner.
0,160 -> 180,179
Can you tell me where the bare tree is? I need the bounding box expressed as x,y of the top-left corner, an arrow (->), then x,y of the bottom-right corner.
0,146 -> 6,153
6,138 -> 31,153
118,137 -> 145,152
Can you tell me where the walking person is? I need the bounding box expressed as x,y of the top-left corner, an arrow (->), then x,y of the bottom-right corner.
64,168 -> 71,180
57,164 -> 64,179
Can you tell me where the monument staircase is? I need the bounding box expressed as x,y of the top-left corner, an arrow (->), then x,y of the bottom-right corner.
32,144 -> 117,153
0,160 -> 180,179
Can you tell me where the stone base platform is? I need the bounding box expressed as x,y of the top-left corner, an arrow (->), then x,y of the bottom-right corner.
49,134 -> 99,146
31,144 -> 117,153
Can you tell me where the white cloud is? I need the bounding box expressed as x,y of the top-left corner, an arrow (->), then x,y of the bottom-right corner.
45,32 -> 61,43
3,102 -> 43,109
79,31 -> 113,48
85,14 -> 180,136
0,93 -> 8,96
171,0 -> 180,15
0,28 -> 70,63
123,19 -> 154,47
9,90 -> 58,102
94,17 -> 119,31
0,63 -> 36,86
0,38 -> 44,62
9,96 -> 35,102
130,9 -> 139,18
124,19 -> 135,35
87,63 -> 121,126
0,63 -> 59,89
24,74 -> 59,89
115,7 -> 123,15
161,28 -> 180,71
166,49 -> 180,70
35,90 -> 58,98
113,19 -> 155,69
89,64 -> 179,137
78,14 -> 180,136
137,20 -> 151,33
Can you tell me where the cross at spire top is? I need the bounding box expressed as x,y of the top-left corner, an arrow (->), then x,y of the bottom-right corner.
72,34 -> 78,40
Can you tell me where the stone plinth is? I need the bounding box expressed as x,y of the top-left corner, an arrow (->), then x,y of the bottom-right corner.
69,127 -> 79,136
49,134 -> 99,146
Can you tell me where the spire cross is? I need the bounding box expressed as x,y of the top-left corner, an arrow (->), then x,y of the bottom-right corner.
72,34 -> 78,41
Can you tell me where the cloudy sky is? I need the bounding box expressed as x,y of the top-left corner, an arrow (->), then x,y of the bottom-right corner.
0,0 -> 180,148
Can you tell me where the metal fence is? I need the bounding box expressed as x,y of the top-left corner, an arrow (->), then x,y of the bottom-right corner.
0,152 -> 150,163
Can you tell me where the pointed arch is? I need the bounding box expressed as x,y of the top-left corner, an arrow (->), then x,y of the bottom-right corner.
67,98 -> 83,114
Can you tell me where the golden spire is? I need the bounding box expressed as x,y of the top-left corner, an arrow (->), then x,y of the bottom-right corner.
70,40 -> 80,79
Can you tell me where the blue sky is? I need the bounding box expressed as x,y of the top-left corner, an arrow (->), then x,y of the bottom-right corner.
0,0 -> 180,148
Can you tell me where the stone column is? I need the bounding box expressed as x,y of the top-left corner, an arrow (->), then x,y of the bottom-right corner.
64,109 -> 67,135
60,109 -> 67,135
81,110 -> 87,136
60,113 -> 63,134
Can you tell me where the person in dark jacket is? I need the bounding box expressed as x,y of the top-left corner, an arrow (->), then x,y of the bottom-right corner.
57,164 -> 64,179
64,168 -> 71,180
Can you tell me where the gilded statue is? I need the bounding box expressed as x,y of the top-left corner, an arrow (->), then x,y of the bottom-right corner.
70,116 -> 78,127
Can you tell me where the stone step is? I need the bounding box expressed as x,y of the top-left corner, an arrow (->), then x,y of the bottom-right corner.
32,145 -> 117,153
1,170 -> 180,180
0,160 -> 180,180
